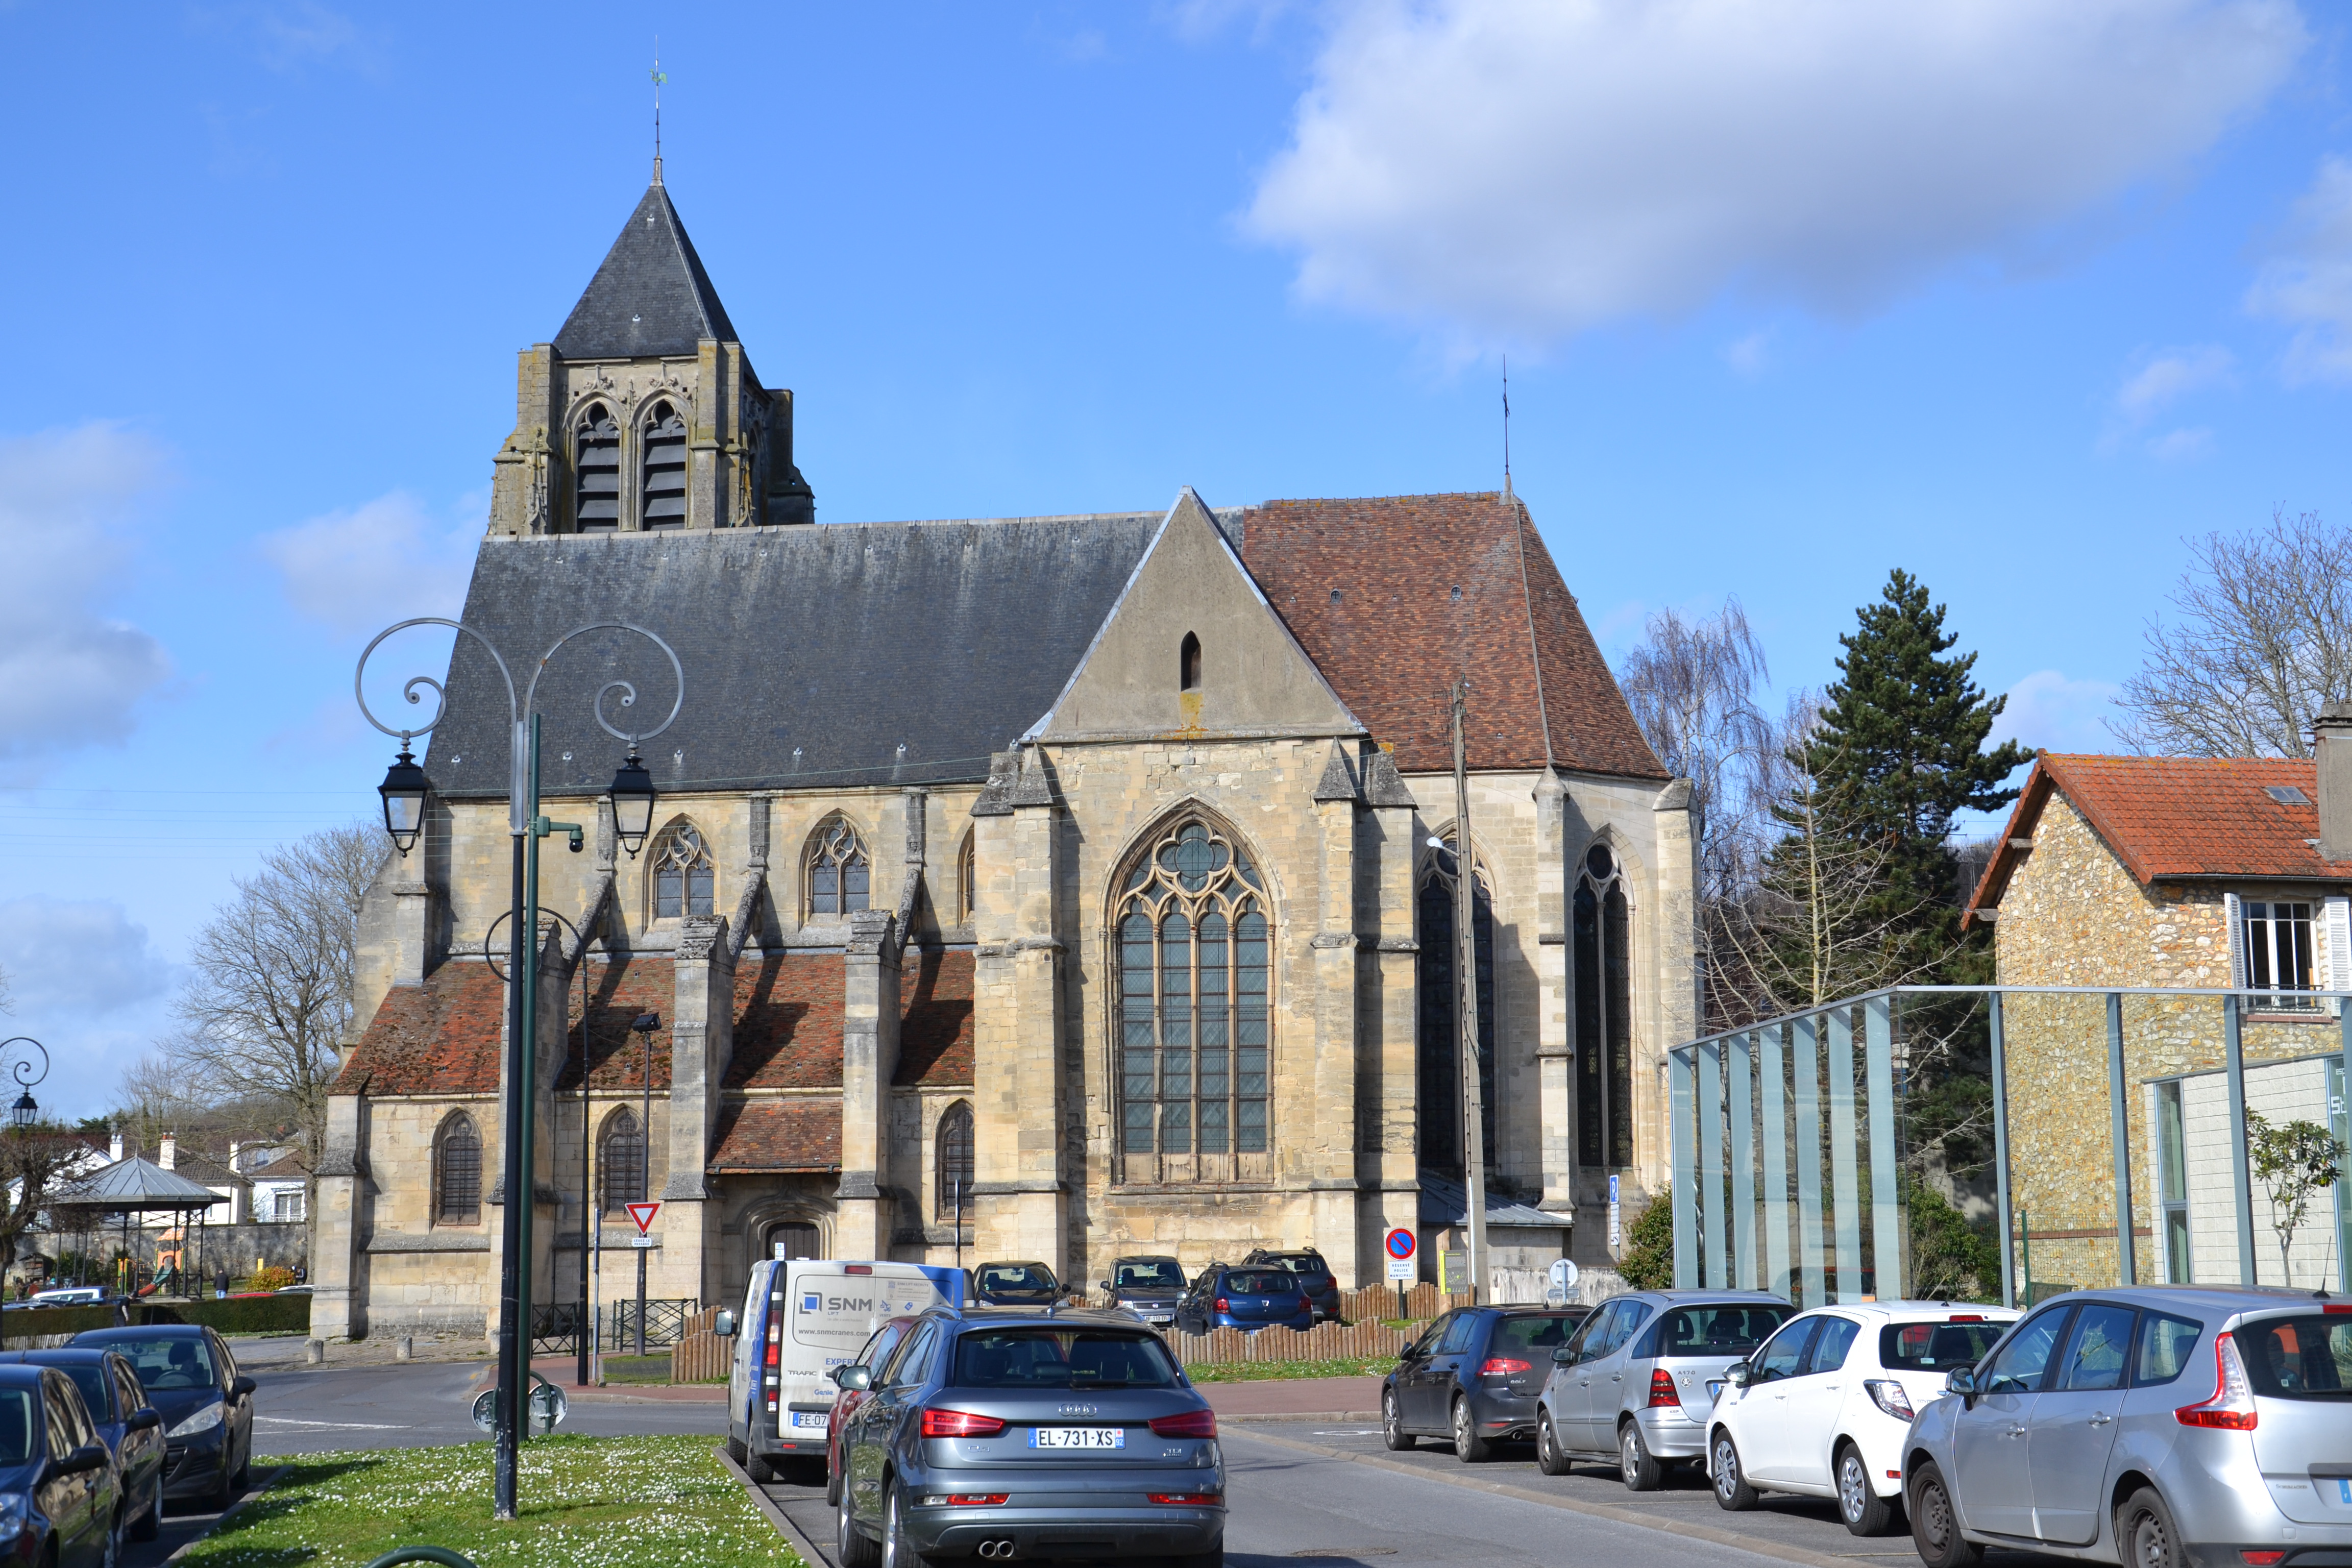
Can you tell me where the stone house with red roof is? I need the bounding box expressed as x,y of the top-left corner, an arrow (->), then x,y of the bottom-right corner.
310,175 -> 1698,1340
1964,745 -> 2352,1294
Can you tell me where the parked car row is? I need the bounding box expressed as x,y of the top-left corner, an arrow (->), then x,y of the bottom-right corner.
1379,1280 -> 2352,1568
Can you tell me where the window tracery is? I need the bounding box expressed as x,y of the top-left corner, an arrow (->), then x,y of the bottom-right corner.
806,817 -> 871,918
649,821 -> 716,921
600,1107 -> 647,1215
433,1113 -> 482,1224
1575,842 -> 1634,1169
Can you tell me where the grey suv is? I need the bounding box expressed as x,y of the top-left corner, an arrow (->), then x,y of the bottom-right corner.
830,1307 -> 1224,1567
1905,1285 -> 2352,1568
1533,1290 -> 1792,1489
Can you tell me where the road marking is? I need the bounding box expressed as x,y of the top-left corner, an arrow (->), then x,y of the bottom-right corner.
256,1416 -> 413,1431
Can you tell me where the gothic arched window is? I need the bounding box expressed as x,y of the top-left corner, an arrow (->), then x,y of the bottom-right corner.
600,1108 -> 647,1215
434,1113 -> 482,1224
1179,632 -> 1202,692
1416,834 -> 1496,1174
807,817 -> 871,918
1114,816 -> 1271,1184
1575,843 -> 1634,1170
956,831 -> 976,925
574,404 -> 621,530
936,1102 -> 974,1221
641,400 -> 688,528
649,821 -> 716,921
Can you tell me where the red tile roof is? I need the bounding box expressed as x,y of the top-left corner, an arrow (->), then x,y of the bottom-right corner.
1966,752 -> 2352,926
334,962 -> 508,1096
1240,493 -> 1665,778
725,954 -> 847,1089
707,1099 -> 842,1173
897,949 -> 973,1086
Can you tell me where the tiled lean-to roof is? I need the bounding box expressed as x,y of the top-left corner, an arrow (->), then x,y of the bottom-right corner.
707,1099 -> 842,1174
1966,752 -> 2352,927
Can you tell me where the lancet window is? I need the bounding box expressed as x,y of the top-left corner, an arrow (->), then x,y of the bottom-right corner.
641,401 -> 688,528
1417,834 -> 1496,1173
1575,843 -> 1634,1170
807,818 -> 871,917
433,1113 -> 482,1224
650,822 -> 716,921
574,404 -> 621,530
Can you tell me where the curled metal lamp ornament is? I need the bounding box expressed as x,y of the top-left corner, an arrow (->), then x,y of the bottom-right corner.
0,1038 -> 48,1129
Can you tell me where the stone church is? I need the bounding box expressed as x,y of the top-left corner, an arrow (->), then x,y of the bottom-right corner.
310,173 -> 1697,1340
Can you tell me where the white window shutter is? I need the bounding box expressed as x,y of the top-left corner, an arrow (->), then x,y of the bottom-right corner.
2323,896 -> 2352,1013
2226,892 -> 2246,991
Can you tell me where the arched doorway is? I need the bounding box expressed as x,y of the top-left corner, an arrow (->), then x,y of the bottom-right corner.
764,1220 -> 821,1262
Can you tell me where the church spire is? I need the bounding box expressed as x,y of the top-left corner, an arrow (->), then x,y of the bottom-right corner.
650,44 -> 667,186
551,181 -> 737,360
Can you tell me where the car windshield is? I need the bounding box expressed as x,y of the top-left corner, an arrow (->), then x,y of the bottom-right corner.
105,1337 -> 216,1391
1654,1305 -> 1789,1355
1221,1270 -> 1296,1295
0,1392 -> 29,1465
1114,1262 -> 1184,1290
1267,1254 -> 1330,1279
2239,1315 -> 2352,1399
1493,1313 -> 1582,1357
950,1329 -> 1182,1389
979,1266 -> 1056,1293
1880,1320 -> 2007,1371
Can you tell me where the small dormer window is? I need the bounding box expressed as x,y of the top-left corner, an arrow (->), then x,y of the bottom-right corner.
1180,632 -> 1202,693
642,401 -> 688,528
2265,785 -> 2311,805
575,404 -> 621,531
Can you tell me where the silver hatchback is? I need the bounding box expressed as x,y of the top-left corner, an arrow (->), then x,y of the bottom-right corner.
1904,1285 -> 2352,1568
1533,1290 -> 1793,1489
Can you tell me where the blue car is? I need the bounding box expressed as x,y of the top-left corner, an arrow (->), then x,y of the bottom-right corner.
0,1350 -> 162,1543
1174,1264 -> 1314,1335
0,1362 -> 122,1567
68,1326 -> 254,1507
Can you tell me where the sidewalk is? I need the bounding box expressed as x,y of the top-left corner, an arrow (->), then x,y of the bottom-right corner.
1199,1375 -> 1382,1422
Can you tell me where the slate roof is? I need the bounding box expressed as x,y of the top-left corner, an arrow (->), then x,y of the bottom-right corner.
1416,1171 -> 1570,1230
552,181 -> 740,360
1239,493 -> 1665,778
1965,752 -> 2352,927
53,1157 -> 227,1212
422,515 -> 1168,799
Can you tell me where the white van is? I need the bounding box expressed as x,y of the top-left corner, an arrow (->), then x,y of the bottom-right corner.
724,1258 -> 963,1480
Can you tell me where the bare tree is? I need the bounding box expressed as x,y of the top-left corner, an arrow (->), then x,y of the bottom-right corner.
1619,599 -> 1774,903
170,824 -> 382,1172
2112,508 -> 2352,756
0,1126 -> 95,1280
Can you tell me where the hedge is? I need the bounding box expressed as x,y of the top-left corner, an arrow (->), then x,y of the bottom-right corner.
0,1294 -> 311,1343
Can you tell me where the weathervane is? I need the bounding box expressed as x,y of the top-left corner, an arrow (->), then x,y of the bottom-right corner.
651,41 -> 668,184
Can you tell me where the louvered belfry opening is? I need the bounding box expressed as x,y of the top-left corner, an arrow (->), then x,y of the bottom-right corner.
641,401 -> 688,528
574,404 -> 621,530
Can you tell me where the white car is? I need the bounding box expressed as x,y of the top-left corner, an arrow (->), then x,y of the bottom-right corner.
1704,1300 -> 2018,1535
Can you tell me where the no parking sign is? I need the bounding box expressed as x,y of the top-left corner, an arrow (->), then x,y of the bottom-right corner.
1384,1227 -> 1416,1282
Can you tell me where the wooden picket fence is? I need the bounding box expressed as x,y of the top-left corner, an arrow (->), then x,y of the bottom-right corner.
668,1305 -> 730,1383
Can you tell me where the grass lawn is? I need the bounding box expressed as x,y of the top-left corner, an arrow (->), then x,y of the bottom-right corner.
185,1435 -> 799,1568
1184,1356 -> 1398,1383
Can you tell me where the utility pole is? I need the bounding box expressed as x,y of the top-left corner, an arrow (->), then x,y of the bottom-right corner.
1453,682 -> 1488,1304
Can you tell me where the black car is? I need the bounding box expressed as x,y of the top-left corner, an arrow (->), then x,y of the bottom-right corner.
971,1261 -> 1067,1308
0,1362 -> 122,1568
69,1325 -> 255,1505
1383,1305 -> 1589,1461
1096,1256 -> 1186,1327
1241,1248 -> 1342,1321
0,1349 -> 163,1542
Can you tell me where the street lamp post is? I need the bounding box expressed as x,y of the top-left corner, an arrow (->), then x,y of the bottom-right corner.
357,617 -> 682,1521
0,1039 -> 46,1316
629,1011 -> 659,1358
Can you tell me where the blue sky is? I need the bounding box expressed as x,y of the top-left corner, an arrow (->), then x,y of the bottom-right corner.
5,1 -> 2349,1120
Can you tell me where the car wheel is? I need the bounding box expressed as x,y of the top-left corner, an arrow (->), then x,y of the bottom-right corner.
101,1511 -> 120,1568
746,1451 -> 778,1484
837,1480 -> 881,1568
1837,1443 -> 1896,1536
1619,1421 -> 1663,1491
826,1456 -> 843,1507
1451,1396 -> 1490,1463
725,1433 -> 747,1466
232,1434 -> 251,1489
1907,1461 -> 1984,1568
881,1480 -> 943,1568
130,1481 -> 162,1542
1712,1430 -> 1759,1510
2117,1486 -> 2183,1568
1381,1388 -> 1415,1451
1535,1412 -> 1573,1477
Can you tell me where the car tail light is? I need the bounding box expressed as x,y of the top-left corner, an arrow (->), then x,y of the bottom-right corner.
1947,1314 -> 1984,1323
764,1342 -> 780,1367
922,1408 -> 1009,1438
1302,1296 -> 1314,1313
1149,1492 -> 1221,1505
936,1493 -> 1007,1506
1215,1298 -> 1230,1313
2176,1332 -> 2258,1431
1647,1368 -> 1681,1408
2325,1305 -> 2352,1316
1148,1409 -> 1218,1438
845,1264 -> 873,1275
2240,1554 -> 2286,1566
1480,1357 -> 1532,1377
1864,1379 -> 1915,1421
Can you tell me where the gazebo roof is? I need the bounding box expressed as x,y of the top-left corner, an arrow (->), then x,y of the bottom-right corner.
52,1156 -> 226,1212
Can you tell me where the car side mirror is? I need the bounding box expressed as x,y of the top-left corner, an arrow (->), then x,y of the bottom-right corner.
127,1407 -> 161,1432
832,1364 -> 872,1392
1945,1367 -> 1977,1404
51,1444 -> 106,1478
1098,1281 -> 1112,1293
1726,1362 -> 1752,1388
714,1310 -> 737,1338
231,1375 -> 257,1398
1551,1346 -> 1576,1364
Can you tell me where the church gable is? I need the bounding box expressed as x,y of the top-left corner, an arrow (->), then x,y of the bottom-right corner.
1029,489 -> 1361,744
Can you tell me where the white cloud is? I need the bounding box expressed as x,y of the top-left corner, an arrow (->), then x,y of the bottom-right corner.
1724,330 -> 1772,378
2145,425 -> 2216,461
2247,156 -> 2352,383
260,492 -> 476,636
2114,344 -> 2235,421
0,424 -> 174,762
0,897 -> 172,1019
1246,0 -> 2304,344
1990,669 -> 2125,755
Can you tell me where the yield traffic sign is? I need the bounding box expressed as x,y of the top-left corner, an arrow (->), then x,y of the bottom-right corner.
626,1201 -> 661,1237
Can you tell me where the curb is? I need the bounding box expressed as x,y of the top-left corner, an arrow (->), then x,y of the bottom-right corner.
715,1444 -> 830,1567
1224,1428 -> 1873,1568
1217,1409 -> 1378,1424
162,1464 -> 289,1565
